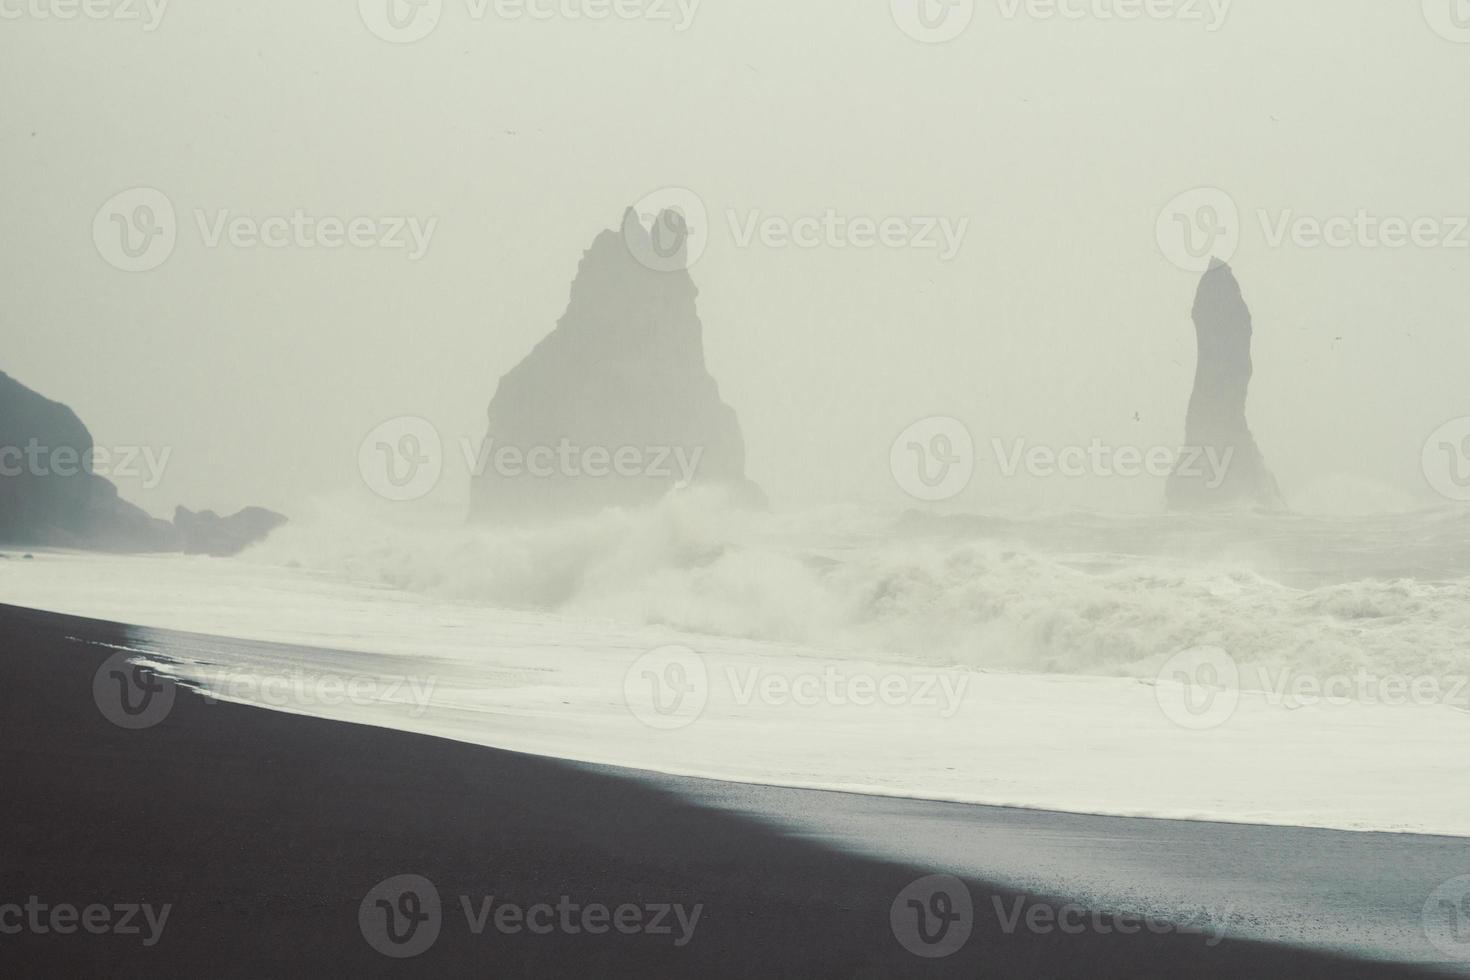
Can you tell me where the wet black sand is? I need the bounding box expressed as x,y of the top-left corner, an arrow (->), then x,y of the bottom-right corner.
0,602 -> 1456,979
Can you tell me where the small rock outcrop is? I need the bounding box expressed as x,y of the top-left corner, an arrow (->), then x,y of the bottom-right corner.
174,506 -> 289,557
470,208 -> 763,522
1166,260 -> 1285,511
0,369 -> 286,555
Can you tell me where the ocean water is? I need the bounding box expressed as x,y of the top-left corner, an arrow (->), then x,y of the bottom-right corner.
243,489 -> 1470,688
3,491 -> 1468,837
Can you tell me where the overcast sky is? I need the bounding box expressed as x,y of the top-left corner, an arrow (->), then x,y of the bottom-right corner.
3,0 -> 1468,518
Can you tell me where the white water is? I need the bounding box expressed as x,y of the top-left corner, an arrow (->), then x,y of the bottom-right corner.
3,491 -> 1468,837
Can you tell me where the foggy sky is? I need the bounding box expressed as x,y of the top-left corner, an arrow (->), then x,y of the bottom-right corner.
3,0 -> 1468,518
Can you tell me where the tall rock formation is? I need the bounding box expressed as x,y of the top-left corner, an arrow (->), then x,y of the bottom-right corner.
470,208 -> 763,522
1166,260 -> 1285,511
0,369 -> 286,554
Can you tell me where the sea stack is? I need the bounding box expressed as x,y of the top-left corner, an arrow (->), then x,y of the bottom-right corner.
0,369 -> 286,554
1166,260 -> 1285,511
469,208 -> 763,522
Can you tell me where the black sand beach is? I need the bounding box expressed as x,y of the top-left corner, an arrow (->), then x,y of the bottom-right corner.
0,602 -> 1458,979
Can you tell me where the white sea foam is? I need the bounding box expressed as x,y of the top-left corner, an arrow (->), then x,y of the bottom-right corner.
241,490 -> 1470,687
4,493 -> 1468,837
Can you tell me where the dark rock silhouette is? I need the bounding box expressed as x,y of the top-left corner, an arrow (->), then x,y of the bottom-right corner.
1166,260 -> 1285,511
174,506 -> 289,557
470,208 -> 763,522
1,371 -> 95,540
0,370 -> 286,555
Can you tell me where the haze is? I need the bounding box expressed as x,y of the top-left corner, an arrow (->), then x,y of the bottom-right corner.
3,0 -> 1467,519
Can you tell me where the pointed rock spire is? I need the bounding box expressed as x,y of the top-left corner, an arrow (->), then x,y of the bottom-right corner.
470,209 -> 763,522
1166,262 -> 1286,511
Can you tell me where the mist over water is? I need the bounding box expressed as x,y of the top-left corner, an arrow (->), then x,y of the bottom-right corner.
9,9 -> 1470,978
5,2 -> 1470,521
242,487 -> 1470,688
5,0 -> 1469,796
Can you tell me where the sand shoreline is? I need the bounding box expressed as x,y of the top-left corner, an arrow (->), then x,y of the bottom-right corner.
0,602 -> 1454,978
